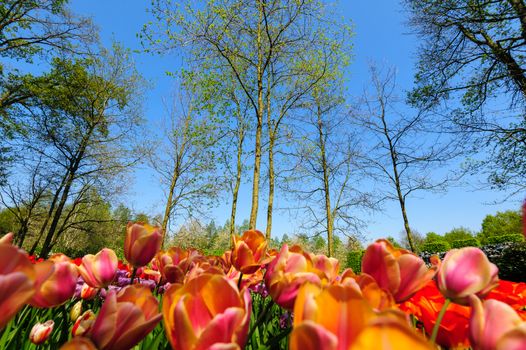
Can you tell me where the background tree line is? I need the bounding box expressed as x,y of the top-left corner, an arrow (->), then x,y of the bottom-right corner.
1,0 -> 526,258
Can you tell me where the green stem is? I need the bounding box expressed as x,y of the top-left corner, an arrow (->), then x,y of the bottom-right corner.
430,298 -> 451,344
130,267 -> 137,285
247,299 -> 274,342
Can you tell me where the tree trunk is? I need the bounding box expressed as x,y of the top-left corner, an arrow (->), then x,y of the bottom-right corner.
266,130 -> 275,240
161,166 -> 179,248
249,1 -> 264,230
317,111 -> 334,257
230,126 -> 244,240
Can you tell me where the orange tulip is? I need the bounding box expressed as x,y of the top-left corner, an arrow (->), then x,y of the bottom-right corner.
290,283 -> 433,350
156,247 -> 202,284
231,229 -> 267,274
162,273 -> 251,350
264,244 -> 322,309
340,269 -> 396,311
311,253 -> 340,282
88,285 -> 162,350
80,283 -> 99,300
30,259 -> 78,308
29,320 -> 54,345
0,243 -> 37,329
437,247 -> 499,304
362,239 -> 436,302
60,337 -> 97,350
124,222 -> 163,268
78,248 -> 118,288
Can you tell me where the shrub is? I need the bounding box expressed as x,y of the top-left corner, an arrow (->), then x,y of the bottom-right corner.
450,237 -> 481,249
346,250 -> 364,273
421,241 -> 451,253
490,242 -> 526,282
486,234 -> 524,245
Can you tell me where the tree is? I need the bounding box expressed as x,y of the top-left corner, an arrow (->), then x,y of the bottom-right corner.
150,79 -> 221,245
444,227 -> 475,244
405,0 -> 526,193
479,210 -> 522,243
0,1 -> 95,183
354,65 -> 460,252
11,46 -> 143,258
142,0 -> 344,236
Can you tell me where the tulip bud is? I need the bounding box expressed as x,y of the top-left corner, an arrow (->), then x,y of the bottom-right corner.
70,301 -> 83,321
124,223 -> 163,268
80,283 -> 99,300
437,247 -> 499,304
29,320 -> 54,345
72,310 -> 96,337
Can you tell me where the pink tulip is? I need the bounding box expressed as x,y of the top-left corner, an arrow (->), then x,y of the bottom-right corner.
362,239 -> 437,302
0,232 -> 14,244
496,323 -> 526,350
124,222 -> 163,268
311,253 -> 340,282
264,244 -> 322,309
437,247 -> 499,304
78,248 -> 118,288
231,229 -> 267,274
163,273 -> 251,350
0,243 -> 36,329
29,320 -> 54,345
88,285 -> 162,350
30,260 -> 78,308
156,247 -> 203,284
469,295 -> 523,350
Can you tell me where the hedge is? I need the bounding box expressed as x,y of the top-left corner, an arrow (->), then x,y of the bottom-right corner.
346,250 -> 364,273
421,241 -> 451,253
450,237 -> 481,249
486,234 -> 524,245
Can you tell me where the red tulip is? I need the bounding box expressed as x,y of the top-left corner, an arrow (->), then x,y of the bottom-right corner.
29,320 -> 54,345
124,222 -> 163,268
162,273 -> 251,350
30,260 -> 78,308
80,283 -> 99,300
231,229 -> 267,274
0,243 -> 37,329
78,248 -> 118,288
72,310 -> 96,337
88,285 -> 162,350
437,247 -> 498,304
362,239 -> 436,302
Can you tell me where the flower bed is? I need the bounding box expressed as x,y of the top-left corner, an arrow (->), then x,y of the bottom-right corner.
1,228 -> 525,349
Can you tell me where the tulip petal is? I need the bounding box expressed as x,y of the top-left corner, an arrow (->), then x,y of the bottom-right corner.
362,240 -> 401,293
290,320 -> 338,350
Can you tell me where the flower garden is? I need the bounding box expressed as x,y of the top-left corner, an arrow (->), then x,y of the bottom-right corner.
1,223 -> 525,349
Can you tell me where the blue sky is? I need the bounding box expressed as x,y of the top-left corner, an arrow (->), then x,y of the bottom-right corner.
69,0 -> 521,243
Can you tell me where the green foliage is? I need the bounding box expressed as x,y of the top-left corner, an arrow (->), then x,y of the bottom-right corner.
450,237 -> 481,249
346,250 -> 364,273
494,242 -> 526,282
444,227 -> 474,244
479,210 -> 522,244
421,240 -> 451,253
486,234 -> 524,245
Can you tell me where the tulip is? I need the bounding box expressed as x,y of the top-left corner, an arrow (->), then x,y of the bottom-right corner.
163,273 -> 251,350
340,269 -> 396,311
264,244 -> 322,309
231,229 -> 267,274
30,260 -> 78,308
156,247 -> 202,284
311,253 -> 340,282
78,248 -> 118,288
362,239 -> 437,302
469,295 -> 523,350
290,283 -> 433,350
0,243 -> 37,329
496,323 -> 526,350
29,320 -> 54,345
0,232 -> 14,244
124,222 -> 163,268
80,283 -> 99,300
88,285 -> 162,350
437,247 -> 499,304
72,310 -> 96,337
60,337 -> 97,350
70,300 -> 83,321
